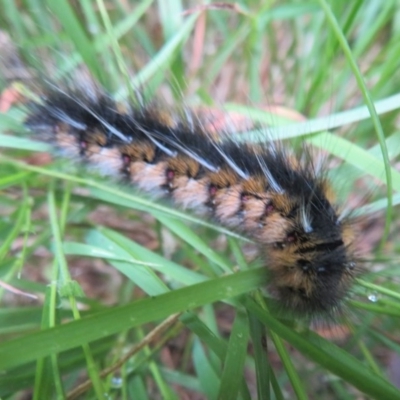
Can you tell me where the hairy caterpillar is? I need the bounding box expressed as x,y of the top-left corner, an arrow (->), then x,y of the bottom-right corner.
24,84 -> 358,318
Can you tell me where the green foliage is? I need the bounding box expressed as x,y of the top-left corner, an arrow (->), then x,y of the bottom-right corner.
1,0 -> 400,399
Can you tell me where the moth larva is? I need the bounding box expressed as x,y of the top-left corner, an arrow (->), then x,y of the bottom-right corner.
25,86 -> 358,318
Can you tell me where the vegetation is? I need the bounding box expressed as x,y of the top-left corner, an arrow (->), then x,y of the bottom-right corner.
1,0 -> 400,398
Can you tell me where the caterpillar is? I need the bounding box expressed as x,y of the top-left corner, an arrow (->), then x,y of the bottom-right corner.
24,84 -> 358,318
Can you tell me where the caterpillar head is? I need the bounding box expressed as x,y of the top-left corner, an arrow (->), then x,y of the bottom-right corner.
260,178 -> 358,318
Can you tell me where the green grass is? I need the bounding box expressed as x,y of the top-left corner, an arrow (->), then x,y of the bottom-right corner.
1,0 -> 400,399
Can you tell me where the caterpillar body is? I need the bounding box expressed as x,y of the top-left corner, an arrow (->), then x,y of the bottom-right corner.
25,86 -> 357,318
